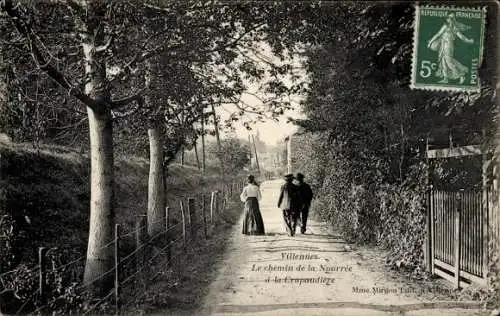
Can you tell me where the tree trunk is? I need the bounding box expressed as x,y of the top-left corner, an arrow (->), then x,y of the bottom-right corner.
194,138 -> 201,170
211,104 -> 224,181
201,113 -> 206,174
143,56 -> 165,237
148,124 -> 166,237
491,3 -> 500,303
81,3 -> 115,296
0,53 -> 7,104
83,108 -> 115,295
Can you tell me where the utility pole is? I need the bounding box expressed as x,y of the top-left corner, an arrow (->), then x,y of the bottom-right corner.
252,134 -> 261,174
287,135 -> 292,174
248,133 -> 252,170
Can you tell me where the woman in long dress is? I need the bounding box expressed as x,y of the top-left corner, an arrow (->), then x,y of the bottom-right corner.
240,175 -> 265,235
427,13 -> 474,84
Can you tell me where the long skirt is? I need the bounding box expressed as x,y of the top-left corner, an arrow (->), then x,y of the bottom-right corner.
242,197 -> 265,235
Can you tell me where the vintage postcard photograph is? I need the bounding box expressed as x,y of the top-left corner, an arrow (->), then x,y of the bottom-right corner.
0,1 -> 499,315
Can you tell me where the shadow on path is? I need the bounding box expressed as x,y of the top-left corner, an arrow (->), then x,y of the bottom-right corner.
249,246 -> 345,253
214,301 -> 484,314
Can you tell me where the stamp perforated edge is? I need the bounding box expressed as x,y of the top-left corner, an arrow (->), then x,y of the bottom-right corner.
409,4 -> 420,91
409,4 -> 487,93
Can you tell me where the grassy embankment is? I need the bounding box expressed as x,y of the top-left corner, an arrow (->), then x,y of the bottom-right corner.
0,140 -> 245,314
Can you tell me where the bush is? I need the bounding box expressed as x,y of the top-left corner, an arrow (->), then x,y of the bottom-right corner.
304,138 -> 429,273
377,182 -> 426,271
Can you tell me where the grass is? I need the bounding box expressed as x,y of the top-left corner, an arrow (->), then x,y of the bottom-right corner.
120,197 -> 243,315
0,141 -> 246,314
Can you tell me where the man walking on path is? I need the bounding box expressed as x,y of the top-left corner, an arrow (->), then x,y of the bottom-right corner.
277,174 -> 300,236
296,172 -> 313,234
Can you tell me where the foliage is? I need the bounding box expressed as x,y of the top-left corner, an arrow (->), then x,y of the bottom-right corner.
376,164 -> 428,271
0,263 -> 38,313
0,214 -> 15,272
0,0 -> 319,297
294,1 -> 497,286
206,137 -> 250,173
0,141 -> 241,314
1,0 -> 498,307
488,223 -> 500,308
0,0 -> 315,155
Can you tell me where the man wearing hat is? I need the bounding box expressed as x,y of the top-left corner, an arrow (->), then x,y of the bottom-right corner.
277,173 -> 300,236
296,173 -> 313,234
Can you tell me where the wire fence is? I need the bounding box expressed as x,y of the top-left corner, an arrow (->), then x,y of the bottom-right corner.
0,179 -> 246,315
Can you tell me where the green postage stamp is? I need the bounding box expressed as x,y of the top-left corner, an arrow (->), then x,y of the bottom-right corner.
411,6 -> 487,92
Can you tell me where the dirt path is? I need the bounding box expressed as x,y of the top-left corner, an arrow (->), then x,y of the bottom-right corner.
197,180 -> 488,316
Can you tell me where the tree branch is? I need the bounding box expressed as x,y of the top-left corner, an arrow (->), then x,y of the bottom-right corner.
58,0 -> 84,16
1,0 -> 100,111
111,104 -> 142,119
110,19 -> 267,83
95,34 -> 114,53
110,90 -> 144,109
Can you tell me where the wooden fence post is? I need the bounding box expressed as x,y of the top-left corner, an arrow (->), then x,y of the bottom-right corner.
215,191 -> 220,214
210,192 -> 215,223
180,201 -> 187,252
430,185 -> 435,276
222,194 -> 226,211
114,224 -> 120,312
202,194 -> 207,239
482,147 -> 489,281
38,247 -> 47,304
136,215 -> 147,271
454,192 -> 462,289
165,206 -> 171,266
424,138 -> 432,273
188,197 -> 196,241
165,206 -> 170,233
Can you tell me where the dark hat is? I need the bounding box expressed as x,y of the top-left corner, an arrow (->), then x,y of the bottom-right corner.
284,173 -> 294,179
296,173 -> 304,179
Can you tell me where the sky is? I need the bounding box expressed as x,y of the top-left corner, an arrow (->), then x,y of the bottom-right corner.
215,42 -> 309,146
218,101 -> 304,146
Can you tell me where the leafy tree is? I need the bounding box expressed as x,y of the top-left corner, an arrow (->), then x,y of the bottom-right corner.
207,137 -> 250,173
294,1 -> 497,275
0,0 -> 317,296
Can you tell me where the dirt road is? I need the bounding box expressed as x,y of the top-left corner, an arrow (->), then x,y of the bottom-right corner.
197,180 -> 487,316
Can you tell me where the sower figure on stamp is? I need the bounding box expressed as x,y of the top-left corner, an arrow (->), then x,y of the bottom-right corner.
426,13 -> 474,84
296,173 -> 313,234
277,174 -> 300,236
